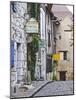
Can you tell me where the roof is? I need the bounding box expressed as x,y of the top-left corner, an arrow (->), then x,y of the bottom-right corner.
51,5 -> 73,20
52,5 -> 70,12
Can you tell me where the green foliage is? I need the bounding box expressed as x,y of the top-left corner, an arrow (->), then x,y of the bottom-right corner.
27,34 -> 40,80
52,60 -> 58,81
47,54 -> 53,58
52,75 -> 57,81
27,3 -> 40,81
30,3 -> 40,21
53,60 -> 58,67
32,34 -> 40,52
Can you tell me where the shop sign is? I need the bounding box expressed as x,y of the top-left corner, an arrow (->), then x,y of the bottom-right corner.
26,18 -> 39,33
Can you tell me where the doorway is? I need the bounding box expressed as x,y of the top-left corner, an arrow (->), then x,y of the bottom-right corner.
46,55 -> 52,80
60,71 -> 66,81
17,43 -> 21,83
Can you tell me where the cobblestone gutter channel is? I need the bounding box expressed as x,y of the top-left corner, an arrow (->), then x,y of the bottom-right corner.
25,81 -> 53,97
29,81 -> 53,97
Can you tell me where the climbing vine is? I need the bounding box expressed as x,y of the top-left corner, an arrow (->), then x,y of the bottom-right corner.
27,34 -> 40,80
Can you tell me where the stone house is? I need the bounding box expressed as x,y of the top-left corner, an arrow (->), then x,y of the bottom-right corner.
10,1 -> 28,96
35,4 -> 56,81
52,5 -> 73,80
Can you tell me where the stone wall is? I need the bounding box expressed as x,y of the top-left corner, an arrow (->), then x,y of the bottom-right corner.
55,16 -> 73,80
11,2 -> 28,88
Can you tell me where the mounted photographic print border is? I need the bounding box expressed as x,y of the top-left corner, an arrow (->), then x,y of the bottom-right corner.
10,1 -> 74,99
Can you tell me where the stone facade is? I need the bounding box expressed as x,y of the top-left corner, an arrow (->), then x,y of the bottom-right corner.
35,4 -> 58,81
10,2 -> 28,96
35,4 -> 54,80
39,4 -> 46,80
45,4 -> 54,80
10,3 -> 74,97
52,5 -> 73,80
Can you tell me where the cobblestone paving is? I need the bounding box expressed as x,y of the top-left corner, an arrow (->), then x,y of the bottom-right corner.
33,80 -> 74,97
11,80 -> 51,98
25,80 -> 50,97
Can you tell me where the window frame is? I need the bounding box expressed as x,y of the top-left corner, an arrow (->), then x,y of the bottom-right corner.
59,51 -> 68,60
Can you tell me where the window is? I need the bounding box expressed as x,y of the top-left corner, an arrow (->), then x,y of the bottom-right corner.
64,30 -> 72,32
59,51 -> 68,60
63,51 -> 67,60
11,2 -> 17,13
48,32 -> 50,47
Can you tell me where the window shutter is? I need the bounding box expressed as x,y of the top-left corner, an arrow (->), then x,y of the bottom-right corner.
11,40 -> 14,68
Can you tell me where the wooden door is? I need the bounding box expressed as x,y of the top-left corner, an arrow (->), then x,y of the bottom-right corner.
60,71 -> 66,81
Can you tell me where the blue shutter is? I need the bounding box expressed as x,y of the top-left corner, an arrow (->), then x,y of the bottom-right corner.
11,40 -> 14,68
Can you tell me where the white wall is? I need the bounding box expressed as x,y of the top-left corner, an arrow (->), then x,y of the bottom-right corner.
40,7 -> 46,80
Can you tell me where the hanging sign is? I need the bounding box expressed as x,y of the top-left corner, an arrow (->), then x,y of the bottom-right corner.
25,18 -> 39,33
53,53 -> 60,60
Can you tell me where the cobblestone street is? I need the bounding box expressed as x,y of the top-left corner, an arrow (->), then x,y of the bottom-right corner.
32,80 -> 74,97
11,80 -> 74,98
